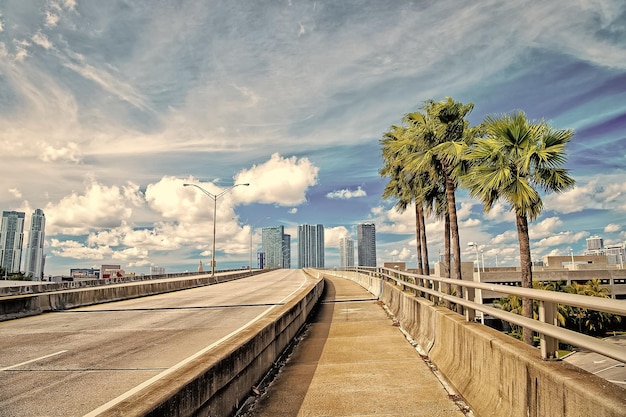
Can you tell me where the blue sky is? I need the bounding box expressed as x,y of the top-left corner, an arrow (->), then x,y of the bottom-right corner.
1,1 -> 625,276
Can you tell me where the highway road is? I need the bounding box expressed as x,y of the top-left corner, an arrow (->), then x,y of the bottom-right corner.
0,269 -> 312,417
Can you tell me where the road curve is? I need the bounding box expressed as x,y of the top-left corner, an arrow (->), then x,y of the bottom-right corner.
0,269 -> 310,417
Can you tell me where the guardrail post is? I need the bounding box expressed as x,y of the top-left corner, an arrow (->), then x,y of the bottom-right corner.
539,300 -> 559,360
464,285 -> 476,322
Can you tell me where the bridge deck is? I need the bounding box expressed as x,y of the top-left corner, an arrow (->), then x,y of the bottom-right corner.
243,275 -> 469,417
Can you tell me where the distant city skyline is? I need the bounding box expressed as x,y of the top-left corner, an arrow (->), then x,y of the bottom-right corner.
0,2 -> 624,276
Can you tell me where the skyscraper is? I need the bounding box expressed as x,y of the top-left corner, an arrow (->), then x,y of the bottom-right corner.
0,211 -> 26,274
357,223 -> 377,267
298,224 -> 324,268
24,209 -> 46,279
282,234 -> 291,269
339,237 -> 354,267
262,226 -> 290,269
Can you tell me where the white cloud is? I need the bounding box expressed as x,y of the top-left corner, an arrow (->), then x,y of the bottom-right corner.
45,12 -> 59,27
8,188 -> 21,198
39,142 -> 81,162
49,238 -> 113,260
456,201 -> 474,221
605,223 -> 621,233
492,230 -> 518,245
482,201 -> 516,223
288,208 -> 298,214
324,226 -> 350,246
45,180 -> 143,235
534,231 -> 589,249
234,153 -> 319,206
326,186 -> 367,200
32,32 -> 53,49
545,176 -> 626,214
529,217 -> 563,239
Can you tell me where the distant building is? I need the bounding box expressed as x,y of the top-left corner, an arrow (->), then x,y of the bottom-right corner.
357,223 -> 377,267
262,226 -> 289,269
70,268 -> 100,279
0,211 -> 25,274
298,224 -> 324,268
101,264 -> 123,278
282,234 -> 291,269
151,265 -> 166,275
585,235 -> 604,256
605,244 -> 625,266
24,209 -> 46,280
339,237 -> 354,267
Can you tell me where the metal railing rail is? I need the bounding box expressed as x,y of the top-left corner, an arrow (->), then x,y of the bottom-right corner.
319,266 -> 626,363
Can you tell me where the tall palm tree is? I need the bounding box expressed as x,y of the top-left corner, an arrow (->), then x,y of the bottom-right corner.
462,110 -> 575,344
380,125 -> 430,275
405,98 -> 476,299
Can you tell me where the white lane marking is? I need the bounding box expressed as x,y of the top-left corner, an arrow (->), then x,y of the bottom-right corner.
1,350 -> 68,372
83,271 -> 308,417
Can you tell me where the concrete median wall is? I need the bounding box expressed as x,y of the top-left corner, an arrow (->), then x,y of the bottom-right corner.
94,272 -> 324,417
0,271 -> 261,321
337,271 -> 626,417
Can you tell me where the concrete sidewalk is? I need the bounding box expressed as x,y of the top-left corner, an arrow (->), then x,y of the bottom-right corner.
243,275 -> 469,417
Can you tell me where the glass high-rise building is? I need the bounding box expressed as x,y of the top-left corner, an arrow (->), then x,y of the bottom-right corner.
262,226 -> 290,269
298,224 -> 324,268
24,209 -> 46,279
339,237 -> 354,267
282,234 -> 291,269
0,211 -> 26,274
357,223 -> 377,267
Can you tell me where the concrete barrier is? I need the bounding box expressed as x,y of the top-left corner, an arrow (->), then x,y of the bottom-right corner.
0,271 -> 263,321
331,271 -> 626,417
91,271 -> 324,417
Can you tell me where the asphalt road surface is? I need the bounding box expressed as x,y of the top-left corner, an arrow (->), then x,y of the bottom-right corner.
0,269 -> 311,417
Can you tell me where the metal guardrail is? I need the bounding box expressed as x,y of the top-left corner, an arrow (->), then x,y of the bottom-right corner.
320,266 -> 626,363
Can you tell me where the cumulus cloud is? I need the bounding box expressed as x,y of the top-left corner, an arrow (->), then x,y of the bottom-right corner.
8,188 -> 21,198
326,186 -> 367,199
492,230 -> 518,245
45,180 -> 144,235
39,142 -> 81,162
482,201 -> 516,223
534,231 -> 589,249
288,208 -> 298,214
49,238 -> 113,260
529,217 -> 563,239
545,176 -> 626,214
234,153 -> 319,206
324,226 -> 350,246
605,223 -> 621,233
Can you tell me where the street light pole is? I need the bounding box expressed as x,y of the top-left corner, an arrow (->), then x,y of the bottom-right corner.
468,242 -> 484,324
184,182 -> 250,277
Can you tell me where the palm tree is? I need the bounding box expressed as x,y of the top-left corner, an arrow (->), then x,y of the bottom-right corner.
462,110 -> 575,345
405,98 -> 477,302
380,125 -> 431,276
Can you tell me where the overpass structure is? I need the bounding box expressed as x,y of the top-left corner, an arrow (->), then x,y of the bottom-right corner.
0,267 -> 624,416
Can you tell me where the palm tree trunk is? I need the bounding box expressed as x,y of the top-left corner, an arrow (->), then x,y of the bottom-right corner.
415,202 -> 424,275
444,211 -> 452,308
516,212 -> 534,345
444,171 -> 463,312
418,203 -> 430,275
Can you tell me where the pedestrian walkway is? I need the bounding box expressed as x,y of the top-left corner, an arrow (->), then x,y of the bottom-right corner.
243,275 -> 469,417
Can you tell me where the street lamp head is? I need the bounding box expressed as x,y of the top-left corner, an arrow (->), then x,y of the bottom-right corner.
467,241 -> 476,247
